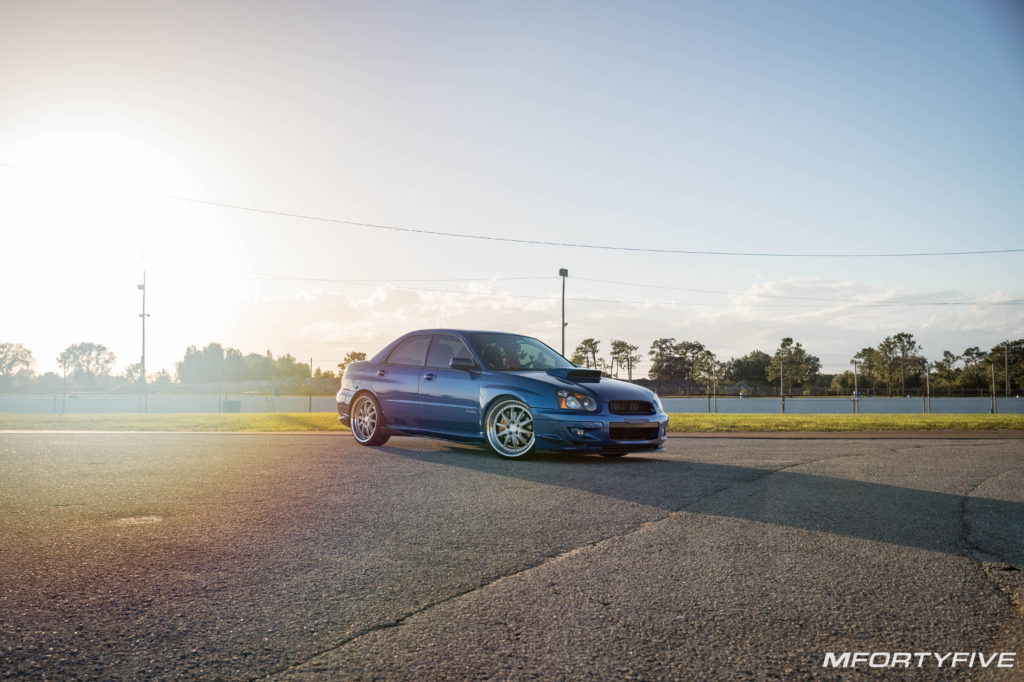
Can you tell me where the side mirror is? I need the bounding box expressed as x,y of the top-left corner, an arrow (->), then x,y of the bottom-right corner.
449,357 -> 478,372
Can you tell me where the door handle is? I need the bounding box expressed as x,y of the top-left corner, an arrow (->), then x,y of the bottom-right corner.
377,369 -> 387,377
423,373 -> 436,381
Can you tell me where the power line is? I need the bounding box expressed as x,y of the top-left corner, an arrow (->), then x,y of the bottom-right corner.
216,269 -> 551,284
152,192 -> 1024,258
2,161 -> 1021,258
219,274 -> 1023,309
206,268 -> 1023,308
572,276 -> 1024,307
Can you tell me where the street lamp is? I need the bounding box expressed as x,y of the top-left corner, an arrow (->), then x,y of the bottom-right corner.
923,359 -> 931,414
850,359 -> 860,414
559,268 -> 568,356
138,272 -> 150,413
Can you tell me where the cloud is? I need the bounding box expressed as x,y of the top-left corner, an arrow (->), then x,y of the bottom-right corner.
214,278 -> 1022,376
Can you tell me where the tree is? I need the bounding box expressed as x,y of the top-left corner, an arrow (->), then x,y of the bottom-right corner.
830,371 -> 855,394
176,343 -> 228,384
959,346 -> 987,392
123,363 -> 143,384
990,340 -> 1024,396
609,340 -> 642,381
57,342 -> 116,386
932,350 -> 960,394
574,339 -> 601,369
890,332 -> 924,395
276,353 -> 311,379
648,338 -> 680,380
724,350 -> 771,385
0,343 -> 34,387
693,350 -> 723,390
874,337 -> 899,396
766,338 -> 820,395
647,338 -> 706,391
852,347 -> 883,394
338,351 -> 368,376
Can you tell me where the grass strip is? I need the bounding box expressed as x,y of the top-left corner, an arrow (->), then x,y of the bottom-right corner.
0,413 -> 348,432
1,412 -> 1023,433
666,413 -> 1024,432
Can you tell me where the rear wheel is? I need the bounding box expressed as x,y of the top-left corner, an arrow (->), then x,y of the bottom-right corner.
351,394 -> 390,446
485,399 -> 535,459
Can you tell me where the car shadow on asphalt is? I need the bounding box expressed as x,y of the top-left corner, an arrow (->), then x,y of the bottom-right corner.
377,441 -> 1024,566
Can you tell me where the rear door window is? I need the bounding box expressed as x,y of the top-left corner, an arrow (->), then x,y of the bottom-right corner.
385,336 -> 430,366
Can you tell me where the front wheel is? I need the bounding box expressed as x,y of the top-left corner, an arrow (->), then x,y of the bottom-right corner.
350,394 -> 390,446
485,399 -> 535,459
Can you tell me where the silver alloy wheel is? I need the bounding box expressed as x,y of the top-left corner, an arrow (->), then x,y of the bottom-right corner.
351,395 -> 379,443
486,399 -> 535,458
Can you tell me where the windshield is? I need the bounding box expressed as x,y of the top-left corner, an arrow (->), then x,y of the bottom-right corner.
466,333 -> 574,372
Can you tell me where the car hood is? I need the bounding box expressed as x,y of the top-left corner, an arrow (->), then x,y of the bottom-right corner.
503,368 -> 657,401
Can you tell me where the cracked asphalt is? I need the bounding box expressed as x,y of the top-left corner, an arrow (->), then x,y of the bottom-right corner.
1,433 -> 1022,680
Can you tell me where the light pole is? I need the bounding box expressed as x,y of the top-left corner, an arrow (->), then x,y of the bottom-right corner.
851,359 -> 860,414
138,272 -> 150,413
991,359 -> 998,414
559,268 -> 568,356
1004,341 -> 1010,397
712,358 -> 718,414
780,355 -> 785,414
923,359 -> 931,414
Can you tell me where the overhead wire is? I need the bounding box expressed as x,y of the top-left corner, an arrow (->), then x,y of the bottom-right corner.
1,161 -> 1021,258
207,268 -> 1024,308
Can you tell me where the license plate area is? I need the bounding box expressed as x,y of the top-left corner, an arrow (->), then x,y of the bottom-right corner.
608,422 -> 659,440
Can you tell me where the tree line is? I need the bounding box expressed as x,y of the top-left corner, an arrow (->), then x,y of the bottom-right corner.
570,334 -> 1023,396
0,341 -> 361,391
1,334 -> 1021,395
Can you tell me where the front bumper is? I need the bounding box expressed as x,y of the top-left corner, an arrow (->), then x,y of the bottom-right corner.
532,408 -> 669,453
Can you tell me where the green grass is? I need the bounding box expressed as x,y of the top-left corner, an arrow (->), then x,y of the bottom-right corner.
1,412 -> 1022,433
666,413 -> 1024,432
0,413 -> 349,432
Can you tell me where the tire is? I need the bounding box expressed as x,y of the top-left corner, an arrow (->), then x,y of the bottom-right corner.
350,394 -> 390,446
485,398 -> 535,459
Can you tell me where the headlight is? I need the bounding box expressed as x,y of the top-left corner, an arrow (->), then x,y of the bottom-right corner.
557,389 -> 597,412
652,393 -> 664,413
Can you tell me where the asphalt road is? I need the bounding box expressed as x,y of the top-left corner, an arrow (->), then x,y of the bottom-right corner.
1,433 -> 1022,680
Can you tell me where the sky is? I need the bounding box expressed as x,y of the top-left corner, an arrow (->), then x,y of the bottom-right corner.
1,0 -> 1022,379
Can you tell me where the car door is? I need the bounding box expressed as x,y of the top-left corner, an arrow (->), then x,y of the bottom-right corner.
373,335 -> 430,428
418,334 -> 482,435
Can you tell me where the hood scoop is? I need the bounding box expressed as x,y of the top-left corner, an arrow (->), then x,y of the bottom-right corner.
547,367 -> 602,382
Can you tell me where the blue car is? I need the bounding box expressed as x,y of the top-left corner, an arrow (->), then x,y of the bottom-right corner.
336,329 -> 668,458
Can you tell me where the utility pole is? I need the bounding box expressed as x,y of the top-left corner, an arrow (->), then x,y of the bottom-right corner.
712,359 -> 717,414
559,269 -> 568,356
780,356 -> 785,414
1005,341 -> 1010,397
925,361 -> 931,414
991,360 -> 998,414
851,359 -> 859,414
308,357 -> 313,413
138,272 -> 150,413
922,360 -> 931,414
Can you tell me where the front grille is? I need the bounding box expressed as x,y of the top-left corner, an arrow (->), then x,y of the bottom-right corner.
609,424 -> 660,441
608,400 -> 653,415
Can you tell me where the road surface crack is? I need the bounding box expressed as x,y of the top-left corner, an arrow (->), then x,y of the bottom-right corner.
263,451 -> 861,679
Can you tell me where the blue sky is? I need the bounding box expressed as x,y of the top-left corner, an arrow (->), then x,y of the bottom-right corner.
1,0 -> 1021,377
